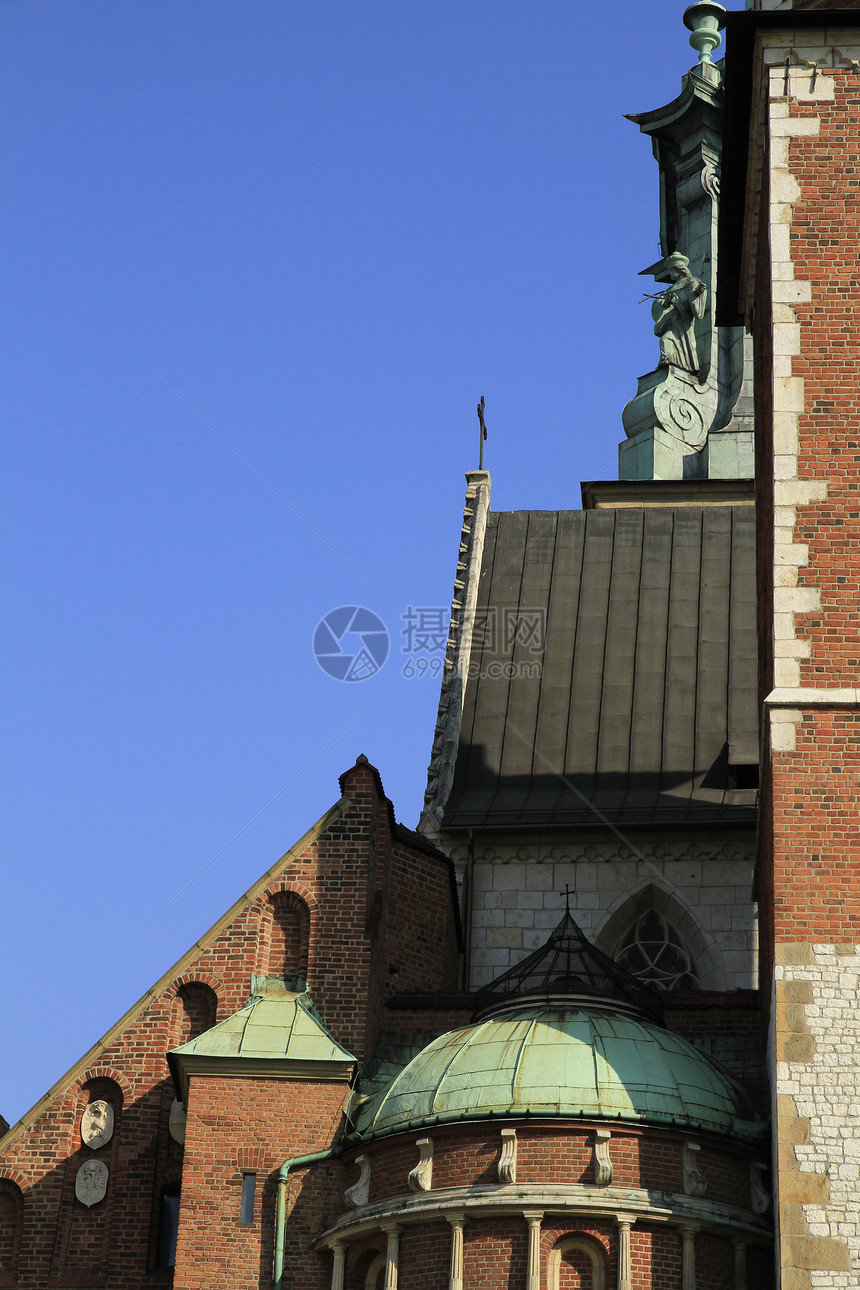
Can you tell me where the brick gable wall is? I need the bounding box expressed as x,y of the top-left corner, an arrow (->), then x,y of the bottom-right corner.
0,760 -> 459,1289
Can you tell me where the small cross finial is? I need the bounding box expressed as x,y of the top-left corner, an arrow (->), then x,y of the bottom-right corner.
477,395 -> 487,470
564,884 -> 571,914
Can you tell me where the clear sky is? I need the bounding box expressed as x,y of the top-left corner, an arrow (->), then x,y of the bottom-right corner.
1,0 -> 725,1127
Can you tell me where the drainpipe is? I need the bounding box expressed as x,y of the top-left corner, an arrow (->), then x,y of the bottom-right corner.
274,1148 -> 339,1290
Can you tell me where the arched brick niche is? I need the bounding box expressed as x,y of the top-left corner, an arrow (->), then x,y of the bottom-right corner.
170,981 -> 218,1046
547,1235 -> 608,1290
262,890 -> 310,983
75,1075 -> 124,1148
0,1177 -> 23,1286
60,1076 -> 125,1274
345,1240 -> 386,1290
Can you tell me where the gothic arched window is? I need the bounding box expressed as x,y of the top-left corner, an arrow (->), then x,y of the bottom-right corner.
615,909 -> 699,991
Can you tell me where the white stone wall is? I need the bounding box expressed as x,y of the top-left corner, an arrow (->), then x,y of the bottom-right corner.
776,947 -> 860,1288
452,839 -> 758,991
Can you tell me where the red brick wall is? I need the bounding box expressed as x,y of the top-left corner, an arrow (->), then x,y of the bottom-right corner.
381,1006 -> 472,1035
781,80 -> 860,687
461,1218 -> 526,1290
756,74 -> 860,954
397,1220 -> 450,1290
771,712 -> 860,940
632,1225 -> 681,1289
173,1074 -> 349,1290
541,1222 -> 613,1289
696,1232 -> 738,1290
345,1122 -> 757,1208
344,1237 -> 386,1290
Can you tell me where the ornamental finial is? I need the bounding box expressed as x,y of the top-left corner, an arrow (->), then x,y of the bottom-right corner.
683,2 -> 726,67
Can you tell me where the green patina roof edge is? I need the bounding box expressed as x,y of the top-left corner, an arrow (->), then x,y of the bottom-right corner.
349,1102 -> 766,1147
168,989 -> 356,1064
167,989 -> 357,1103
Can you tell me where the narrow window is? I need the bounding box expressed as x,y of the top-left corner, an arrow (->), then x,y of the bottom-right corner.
157,1186 -> 180,1268
240,1172 -> 256,1224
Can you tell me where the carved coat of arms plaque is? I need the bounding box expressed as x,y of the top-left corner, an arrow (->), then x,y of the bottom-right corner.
81,1100 -> 114,1150
75,1159 -> 109,1207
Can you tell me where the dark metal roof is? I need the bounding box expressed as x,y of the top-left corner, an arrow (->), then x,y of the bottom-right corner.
444,505 -> 758,830
473,907 -> 664,1026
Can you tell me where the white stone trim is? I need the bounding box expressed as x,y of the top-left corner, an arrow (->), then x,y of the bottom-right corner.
681,1224 -> 700,1290
315,1181 -> 772,1248
498,1129 -> 518,1185
381,1223 -> 401,1290
445,1211 -> 466,1290
329,1240 -> 346,1290
766,60 -> 827,699
524,1210 -> 543,1290
766,687 -> 860,707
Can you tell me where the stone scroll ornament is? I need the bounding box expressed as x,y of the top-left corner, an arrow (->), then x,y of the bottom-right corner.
407,1138 -> 434,1193
75,1159 -> 109,1207
344,1154 -> 370,1209
81,1100 -> 114,1150
498,1128 -> 517,1184
682,1142 -> 707,1198
593,1129 -> 613,1186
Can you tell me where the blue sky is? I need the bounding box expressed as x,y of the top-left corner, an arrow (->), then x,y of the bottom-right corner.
2,0 -> 720,1127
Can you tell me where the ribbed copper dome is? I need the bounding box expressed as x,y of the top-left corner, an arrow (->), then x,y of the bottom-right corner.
355,1005 -> 763,1143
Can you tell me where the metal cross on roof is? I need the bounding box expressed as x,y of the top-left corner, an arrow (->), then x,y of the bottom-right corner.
477,395 -> 487,470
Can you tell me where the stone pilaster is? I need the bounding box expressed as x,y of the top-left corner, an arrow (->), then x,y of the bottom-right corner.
616,1217 -> 633,1290
446,1211 -> 466,1290
329,1240 -> 346,1290
681,1224 -> 698,1290
382,1223 -> 401,1290
524,1210 -> 543,1290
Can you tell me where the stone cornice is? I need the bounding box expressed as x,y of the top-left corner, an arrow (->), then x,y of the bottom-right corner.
766,688 -> 860,708
314,1182 -> 771,1249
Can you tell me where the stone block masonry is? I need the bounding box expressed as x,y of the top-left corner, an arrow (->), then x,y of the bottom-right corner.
459,836 -> 758,992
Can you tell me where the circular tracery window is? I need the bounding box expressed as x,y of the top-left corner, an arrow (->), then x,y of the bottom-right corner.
616,910 -> 699,991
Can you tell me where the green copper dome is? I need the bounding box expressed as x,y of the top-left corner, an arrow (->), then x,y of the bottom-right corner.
355,1005 -> 763,1143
